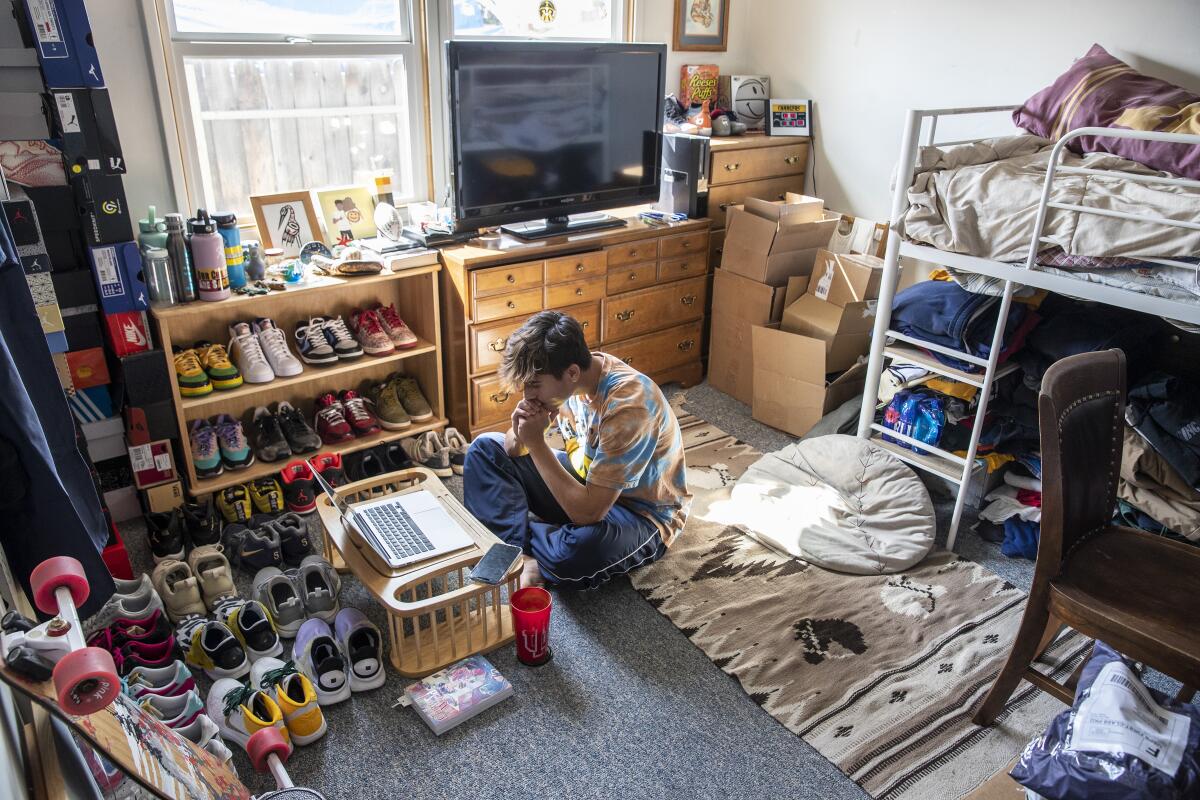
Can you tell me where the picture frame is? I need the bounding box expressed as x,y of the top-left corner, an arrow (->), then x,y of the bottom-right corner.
673,0 -> 730,52
249,191 -> 322,258
312,185 -> 378,246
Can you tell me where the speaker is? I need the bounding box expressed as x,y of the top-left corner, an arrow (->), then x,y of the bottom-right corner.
657,133 -> 710,218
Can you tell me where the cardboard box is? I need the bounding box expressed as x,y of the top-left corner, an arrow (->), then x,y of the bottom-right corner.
828,210 -> 889,259
720,197 -> 839,286
143,480 -> 184,513
103,310 -> 151,356
963,759 -> 1023,799
808,250 -> 884,307
128,439 -> 176,489
65,346 -> 109,389
103,485 -> 141,523
707,270 -> 808,405
777,249 -> 884,373
89,242 -> 146,313
82,415 -> 126,461
751,324 -> 868,437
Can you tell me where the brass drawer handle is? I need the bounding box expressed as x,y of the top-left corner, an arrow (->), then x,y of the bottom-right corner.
580,320 -> 589,328
724,163 -> 740,171
784,155 -> 800,164
575,262 -> 585,271
719,202 -> 732,211
575,286 -> 584,296
681,240 -> 691,249
506,274 -> 515,283
506,300 -> 516,309
680,294 -> 696,306
615,309 -> 635,321
489,391 -> 511,404
625,356 -> 635,365
678,339 -> 695,351
488,337 -> 507,352
628,272 -> 638,281
680,262 -> 690,271
628,248 -> 638,257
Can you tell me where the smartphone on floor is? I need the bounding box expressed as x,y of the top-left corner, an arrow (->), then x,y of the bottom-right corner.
470,542 -> 523,585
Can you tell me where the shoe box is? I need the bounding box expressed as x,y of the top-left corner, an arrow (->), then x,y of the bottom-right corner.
18,0 -> 105,90
26,186 -> 88,271
104,310 -> 152,357
142,480 -> 184,513
117,349 -> 172,406
88,241 -> 147,313
128,439 -> 176,490
126,402 -> 180,444
47,88 -> 125,176
65,346 -> 110,389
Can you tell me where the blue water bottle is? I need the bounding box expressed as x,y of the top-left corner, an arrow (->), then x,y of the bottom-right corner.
213,212 -> 246,289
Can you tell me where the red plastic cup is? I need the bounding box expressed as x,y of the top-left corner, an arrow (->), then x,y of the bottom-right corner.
510,586 -> 553,666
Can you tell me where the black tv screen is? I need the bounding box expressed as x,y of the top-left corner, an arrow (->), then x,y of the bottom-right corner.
447,40 -> 666,232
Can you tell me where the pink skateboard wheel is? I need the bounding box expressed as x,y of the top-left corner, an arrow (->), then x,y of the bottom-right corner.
247,726 -> 291,773
30,557 -> 89,616
53,647 -> 119,715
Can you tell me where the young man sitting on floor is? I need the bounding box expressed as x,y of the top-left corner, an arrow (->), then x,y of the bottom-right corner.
463,310 -> 691,589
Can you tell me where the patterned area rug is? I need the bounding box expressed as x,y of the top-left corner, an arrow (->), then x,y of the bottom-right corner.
631,396 -> 1090,799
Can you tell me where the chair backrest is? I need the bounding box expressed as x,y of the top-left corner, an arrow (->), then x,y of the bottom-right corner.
1037,349 -> 1126,571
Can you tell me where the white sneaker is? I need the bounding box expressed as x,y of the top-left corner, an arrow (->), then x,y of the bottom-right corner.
228,321 -> 275,383
177,713 -> 236,768
253,317 -> 303,377
401,433 -> 453,477
206,678 -> 291,753
84,575 -> 165,637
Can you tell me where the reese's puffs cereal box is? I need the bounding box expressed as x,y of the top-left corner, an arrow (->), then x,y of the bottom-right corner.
680,64 -> 719,108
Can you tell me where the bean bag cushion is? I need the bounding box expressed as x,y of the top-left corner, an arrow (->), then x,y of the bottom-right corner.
729,435 -> 935,574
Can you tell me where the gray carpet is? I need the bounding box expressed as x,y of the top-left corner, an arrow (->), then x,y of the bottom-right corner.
118,381 -> 1150,799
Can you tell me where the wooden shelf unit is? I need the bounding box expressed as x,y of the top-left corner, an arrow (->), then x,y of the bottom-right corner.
150,260 -> 447,496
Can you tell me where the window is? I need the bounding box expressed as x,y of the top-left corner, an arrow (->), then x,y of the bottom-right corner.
450,0 -> 621,40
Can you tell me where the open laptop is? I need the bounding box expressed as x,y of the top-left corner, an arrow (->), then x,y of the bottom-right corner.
309,461 -> 475,571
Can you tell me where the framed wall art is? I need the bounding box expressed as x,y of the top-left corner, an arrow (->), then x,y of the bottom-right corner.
312,185 -> 377,245
250,191 -> 322,258
673,0 -> 730,52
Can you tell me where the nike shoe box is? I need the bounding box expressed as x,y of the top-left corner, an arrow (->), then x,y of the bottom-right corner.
103,310 -> 151,357
118,349 -> 171,406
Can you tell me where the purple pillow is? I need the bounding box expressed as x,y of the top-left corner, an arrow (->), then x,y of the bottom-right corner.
1014,43 -> 1200,179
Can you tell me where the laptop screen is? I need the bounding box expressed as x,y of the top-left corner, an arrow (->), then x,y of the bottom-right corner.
307,460 -> 351,517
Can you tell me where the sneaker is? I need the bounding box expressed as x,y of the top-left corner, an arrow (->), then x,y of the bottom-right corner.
441,427 -> 469,475
252,317 -> 303,377
146,510 -> 185,563
179,713 -> 234,765
227,321 -> 275,384
251,406 -> 292,463
390,374 -> 433,421
180,500 -> 222,547
137,689 -> 205,730
207,678 -> 291,752
421,431 -> 455,477
187,544 -> 238,612
185,620 -> 251,680
194,342 -> 243,390
310,452 -> 347,488
373,303 -> 419,349
313,394 -> 354,444
280,461 -> 317,514
346,447 -> 387,482
348,308 -> 394,355
321,316 -> 364,360
275,401 -> 321,455
253,567 -> 306,638
87,609 -> 173,651
382,441 -> 414,472
151,559 -> 207,623
295,555 -> 340,623
216,484 -> 253,523
84,576 -> 165,638
268,513 -> 313,567
251,657 -> 326,745
400,433 -> 452,477
334,608 -> 386,693
189,419 -> 223,478
173,347 -> 212,397
663,93 -> 699,135
337,389 -> 381,437
226,599 -> 283,662
294,318 -> 338,365
366,381 -> 410,430
224,516 -> 283,572
113,637 -> 178,676
292,618 -> 350,706
122,660 -> 195,700
248,476 -> 286,514
213,414 -> 254,469
687,100 -> 713,136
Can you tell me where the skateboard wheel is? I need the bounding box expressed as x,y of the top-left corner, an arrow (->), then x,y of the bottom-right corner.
31,557 -> 89,616
247,727 -> 290,773
53,647 -> 119,715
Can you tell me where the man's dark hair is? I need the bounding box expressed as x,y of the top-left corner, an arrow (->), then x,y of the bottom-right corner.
500,310 -> 590,390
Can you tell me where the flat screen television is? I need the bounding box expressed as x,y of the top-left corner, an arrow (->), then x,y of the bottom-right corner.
446,40 -> 666,239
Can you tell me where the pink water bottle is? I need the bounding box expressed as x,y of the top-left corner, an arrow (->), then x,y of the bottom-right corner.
190,209 -> 230,301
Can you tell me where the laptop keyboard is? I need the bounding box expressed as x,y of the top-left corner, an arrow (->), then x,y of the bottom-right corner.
361,504 -> 435,563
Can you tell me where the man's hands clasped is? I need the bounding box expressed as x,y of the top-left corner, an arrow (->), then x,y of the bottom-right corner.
512,399 -> 554,449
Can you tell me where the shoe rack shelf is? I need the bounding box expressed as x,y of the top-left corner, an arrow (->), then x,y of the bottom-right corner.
150,261 -> 448,497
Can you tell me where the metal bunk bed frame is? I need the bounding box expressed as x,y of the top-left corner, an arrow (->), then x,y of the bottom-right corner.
857,105 -> 1200,549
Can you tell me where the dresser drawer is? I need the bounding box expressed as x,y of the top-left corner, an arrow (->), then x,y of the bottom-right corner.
470,375 -> 520,428
602,276 -> 708,342
606,239 -> 658,267
545,276 -> 605,308
468,315 -> 529,375
471,261 -> 544,298
658,253 -> 708,282
606,261 -> 657,294
709,229 -> 726,268
545,251 -> 606,282
473,287 -> 543,324
561,301 -> 601,346
708,174 -> 807,230
659,231 -> 708,259
605,321 -> 702,376
709,142 -> 808,187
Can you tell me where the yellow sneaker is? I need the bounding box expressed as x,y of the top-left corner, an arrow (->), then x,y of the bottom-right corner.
195,342 -> 243,390
206,678 -> 292,752
250,657 -> 327,745
173,348 -> 212,397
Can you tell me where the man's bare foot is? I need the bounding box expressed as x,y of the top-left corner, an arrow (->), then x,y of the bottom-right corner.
520,556 -> 545,588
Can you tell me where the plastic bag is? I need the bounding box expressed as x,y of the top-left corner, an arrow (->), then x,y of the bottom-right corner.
881,390 -> 945,455
1010,641 -> 1200,799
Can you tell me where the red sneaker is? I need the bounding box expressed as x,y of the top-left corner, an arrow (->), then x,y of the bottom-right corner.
348,307 -> 395,355
311,452 -> 348,488
280,460 -> 317,514
374,303 -> 420,348
313,393 -> 354,444
337,389 -> 381,437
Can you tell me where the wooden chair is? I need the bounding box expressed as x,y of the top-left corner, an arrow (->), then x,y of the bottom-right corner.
973,349 -> 1200,725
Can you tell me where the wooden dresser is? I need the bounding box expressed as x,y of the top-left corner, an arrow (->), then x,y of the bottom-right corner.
705,134 -> 809,267
438,215 -> 712,437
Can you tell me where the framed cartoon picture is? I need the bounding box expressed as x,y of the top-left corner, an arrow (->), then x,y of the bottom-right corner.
312,185 -> 377,246
249,191 -> 322,258
673,0 -> 730,52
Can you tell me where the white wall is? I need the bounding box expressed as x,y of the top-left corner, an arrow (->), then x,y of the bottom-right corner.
635,0 -> 756,93
749,0 -> 1200,220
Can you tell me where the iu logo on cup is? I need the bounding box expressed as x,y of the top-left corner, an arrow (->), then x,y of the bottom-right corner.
511,586 -> 553,666
520,628 -> 548,661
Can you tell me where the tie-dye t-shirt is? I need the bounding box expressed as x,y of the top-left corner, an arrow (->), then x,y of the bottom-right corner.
558,354 -> 691,546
